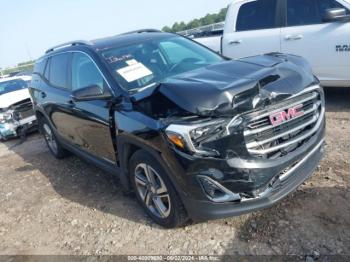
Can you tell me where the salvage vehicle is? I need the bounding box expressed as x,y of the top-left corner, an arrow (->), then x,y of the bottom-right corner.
0,76 -> 37,140
181,0 -> 350,87
30,30 -> 325,228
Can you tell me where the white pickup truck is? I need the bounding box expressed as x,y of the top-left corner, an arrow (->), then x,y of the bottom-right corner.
180,0 -> 350,87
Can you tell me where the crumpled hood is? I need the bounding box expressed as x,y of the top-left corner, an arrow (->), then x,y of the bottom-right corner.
0,88 -> 31,110
157,54 -> 316,116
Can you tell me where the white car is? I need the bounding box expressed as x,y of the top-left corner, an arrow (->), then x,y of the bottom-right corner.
183,0 -> 350,87
0,76 -> 37,140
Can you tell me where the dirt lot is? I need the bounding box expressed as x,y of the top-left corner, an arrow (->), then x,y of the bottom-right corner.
0,87 -> 349,257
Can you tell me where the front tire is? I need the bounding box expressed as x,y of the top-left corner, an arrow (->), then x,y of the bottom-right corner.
40,119 -> 68,159
129,150 -> 188,228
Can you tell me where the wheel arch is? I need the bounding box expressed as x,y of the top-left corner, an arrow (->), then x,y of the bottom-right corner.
117,134 -> 184,197
34,109 -> 48,133
34,108 -> 57,133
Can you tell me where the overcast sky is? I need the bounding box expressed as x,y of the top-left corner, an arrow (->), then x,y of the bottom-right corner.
0,0 -> 231,68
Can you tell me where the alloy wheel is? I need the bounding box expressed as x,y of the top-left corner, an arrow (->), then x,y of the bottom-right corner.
43,123 -> 58,155
134,163 -> 171,218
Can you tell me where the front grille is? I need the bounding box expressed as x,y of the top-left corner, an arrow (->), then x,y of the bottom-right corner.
12,99 -> 35,121
17,107 -> 35,120
243,86 -> 324,159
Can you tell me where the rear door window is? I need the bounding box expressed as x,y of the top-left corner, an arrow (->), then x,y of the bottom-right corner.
48,53 -> 70,89
44,58 -> 50,81
33,58 -> 47,77
236,0 -> 278,31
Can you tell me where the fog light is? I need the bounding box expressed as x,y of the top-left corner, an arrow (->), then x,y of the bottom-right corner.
197,176 -> 241,203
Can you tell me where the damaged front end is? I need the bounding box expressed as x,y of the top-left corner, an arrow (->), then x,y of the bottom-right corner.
131,53 -> 325,206
0,98 -> 37,140
165,85 -> 324,202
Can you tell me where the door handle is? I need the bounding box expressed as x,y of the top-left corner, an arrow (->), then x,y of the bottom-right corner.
40,92 -> 47,99
228,40 -> 242,45
285,34 -> 303,41
67,99 -> 75,106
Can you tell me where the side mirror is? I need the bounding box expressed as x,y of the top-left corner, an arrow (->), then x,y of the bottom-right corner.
323,8 -> 350,22
71,84 -> 111,101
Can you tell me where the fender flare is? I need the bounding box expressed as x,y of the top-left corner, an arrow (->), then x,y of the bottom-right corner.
117,134 -> 184,197
34,106 -> 54,130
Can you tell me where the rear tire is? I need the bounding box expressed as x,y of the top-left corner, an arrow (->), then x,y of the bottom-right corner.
129,150 -> 189,228
40,118 -> 69,159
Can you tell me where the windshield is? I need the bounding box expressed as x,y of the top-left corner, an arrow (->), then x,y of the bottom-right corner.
0,79 -> 28,95
100,36 -> 223,92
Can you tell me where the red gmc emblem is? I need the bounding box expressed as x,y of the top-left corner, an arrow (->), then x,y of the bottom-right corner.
269,104 -> 304,127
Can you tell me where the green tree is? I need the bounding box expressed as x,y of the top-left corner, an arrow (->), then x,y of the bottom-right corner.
162,7 -> 228,32
18,60 -> 35,67
215,8 -> 227,22
171,22 -> 181,32
186,19 -> 200,30
179,22 -> 186,31
0,60 -> 35,76
162,26 -> 172,32
201,13 -> 216,25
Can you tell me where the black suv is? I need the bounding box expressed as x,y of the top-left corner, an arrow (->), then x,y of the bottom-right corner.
30,30 -> 325,228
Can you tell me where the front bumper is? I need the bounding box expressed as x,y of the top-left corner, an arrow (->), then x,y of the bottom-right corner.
158,85 -> 326,221
161,111 -> 325,221
182,138 -> 325,221
0,115 -> 37,140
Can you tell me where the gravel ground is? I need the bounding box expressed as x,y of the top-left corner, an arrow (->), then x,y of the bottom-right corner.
0,87 -> 349,257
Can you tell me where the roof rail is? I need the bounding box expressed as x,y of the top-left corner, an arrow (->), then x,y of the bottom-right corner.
45,40 -> 92,54
121,29 -> 162,35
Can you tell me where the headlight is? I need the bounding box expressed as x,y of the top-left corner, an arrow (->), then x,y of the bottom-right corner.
165,119 -> 229,157
0,112 -> 13,123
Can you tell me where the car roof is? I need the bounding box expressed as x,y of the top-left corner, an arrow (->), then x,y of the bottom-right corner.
92,31 -> 175,51
42,31 -> 176,58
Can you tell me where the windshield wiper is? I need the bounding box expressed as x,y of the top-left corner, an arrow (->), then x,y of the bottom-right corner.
129,82 -> 159,94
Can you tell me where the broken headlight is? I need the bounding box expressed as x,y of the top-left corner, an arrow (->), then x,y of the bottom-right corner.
165,119 -> 229,157
0,112 -> 13,124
